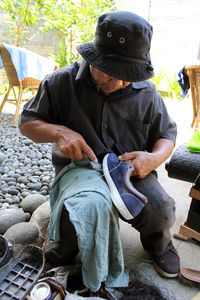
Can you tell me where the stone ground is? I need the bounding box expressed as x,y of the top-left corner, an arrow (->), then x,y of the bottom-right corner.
1,96 -> 200,299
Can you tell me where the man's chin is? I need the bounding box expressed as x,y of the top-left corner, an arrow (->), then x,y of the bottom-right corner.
101,87 -> 118,95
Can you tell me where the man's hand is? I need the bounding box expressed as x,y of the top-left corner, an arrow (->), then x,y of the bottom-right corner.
19,120 -> 98,163
55,127 -> 98,163
118,138 -> 175,179
118,151 -> 155,178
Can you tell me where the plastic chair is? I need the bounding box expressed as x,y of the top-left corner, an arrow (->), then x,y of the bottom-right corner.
184,65 -> 200,131
0,44 -> 58,126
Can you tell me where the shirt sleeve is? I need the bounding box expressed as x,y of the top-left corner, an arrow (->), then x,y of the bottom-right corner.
146,89 -> 177,151
19,76 -> 55,126
19,63 -> 79,127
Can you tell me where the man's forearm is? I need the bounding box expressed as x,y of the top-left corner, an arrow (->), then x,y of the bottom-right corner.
118,138 -> 175,178
19,119 -> 66,143
19,119 -> 98,163
150,138 -> 174,168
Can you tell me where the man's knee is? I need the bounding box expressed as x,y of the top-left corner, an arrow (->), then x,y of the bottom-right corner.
129,173 -> 176,234
79,193 -> 113,217
147,196 -> 175,228
132,196 -> 175,233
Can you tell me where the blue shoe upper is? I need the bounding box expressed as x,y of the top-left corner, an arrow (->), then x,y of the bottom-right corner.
106,153 -> 129,195
105,153 -> 145,219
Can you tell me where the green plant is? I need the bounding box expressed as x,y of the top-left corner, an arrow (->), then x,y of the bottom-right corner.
52,41 -> 80,68
166,73 -> 181,100
41,0 -> 117,66
150,70 -> 182,100
0,85 -> 8,96
150,68 -> 166,91
1,0 -> 117,64
0,0 -> 43,46
52,42 -> 67,67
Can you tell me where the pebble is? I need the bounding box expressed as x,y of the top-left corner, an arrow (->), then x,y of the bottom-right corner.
20,193 -> 48,213
17,176 -> 28,184
4,222 -> 39,245
0,207 -> 27,234
0,152 -> 6,164
30,201 -> 51,244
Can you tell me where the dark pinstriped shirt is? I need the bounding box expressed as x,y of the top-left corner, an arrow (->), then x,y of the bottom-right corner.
20,60 -> 177,169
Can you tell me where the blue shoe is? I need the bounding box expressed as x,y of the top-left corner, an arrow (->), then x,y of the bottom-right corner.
103,153 -> 148,220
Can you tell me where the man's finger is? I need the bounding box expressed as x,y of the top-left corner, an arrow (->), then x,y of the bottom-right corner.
83,143 -> 98,163
118,152 -> 135,161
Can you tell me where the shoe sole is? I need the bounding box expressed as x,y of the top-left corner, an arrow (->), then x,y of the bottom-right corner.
103,154 -> 133,220
153,262 -> 179,278
123,165 -> 148,205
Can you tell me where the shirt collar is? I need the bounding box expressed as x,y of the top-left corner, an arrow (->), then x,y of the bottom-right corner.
131,81 -> 150,89
75,59 -> 90,81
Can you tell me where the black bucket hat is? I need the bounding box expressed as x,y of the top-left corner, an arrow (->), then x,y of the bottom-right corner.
77,11 -> 154,82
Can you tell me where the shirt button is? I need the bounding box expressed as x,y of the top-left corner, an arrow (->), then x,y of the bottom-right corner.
104,124 -> 108,128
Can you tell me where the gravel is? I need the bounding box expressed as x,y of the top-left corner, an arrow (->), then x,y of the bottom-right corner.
0,113 -> 55,209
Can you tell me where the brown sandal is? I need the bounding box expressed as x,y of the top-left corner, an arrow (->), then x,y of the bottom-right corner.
181,267 -> 200,284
